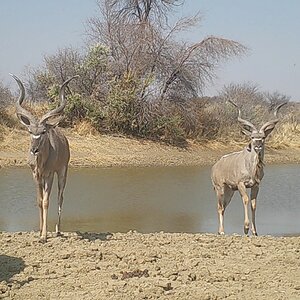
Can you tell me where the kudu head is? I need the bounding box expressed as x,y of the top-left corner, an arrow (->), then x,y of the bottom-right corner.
229,100 -> 287,154
11,74 -> 78,156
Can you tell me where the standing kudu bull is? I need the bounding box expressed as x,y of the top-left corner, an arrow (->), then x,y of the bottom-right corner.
211,100 -> 286,236
11,74 -> 78,242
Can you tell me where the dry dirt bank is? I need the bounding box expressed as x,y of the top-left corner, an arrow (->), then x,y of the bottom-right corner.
0,128 -> 300,168
0,231 -> 300,299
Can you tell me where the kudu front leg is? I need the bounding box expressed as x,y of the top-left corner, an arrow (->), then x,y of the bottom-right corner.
40,174 -> 54,243
56,167 -> 68,236
238,183 -> 250,235
216,188 -> 225,235
36,183 -> 43,236
250,185 -> 259,236
33,171 -> 44,236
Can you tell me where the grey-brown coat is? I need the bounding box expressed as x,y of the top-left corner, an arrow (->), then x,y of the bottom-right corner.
12,74 -> 78,242
211,101 -> 286,235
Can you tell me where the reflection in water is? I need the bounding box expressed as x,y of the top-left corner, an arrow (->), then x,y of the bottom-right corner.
0,165 -> 299,236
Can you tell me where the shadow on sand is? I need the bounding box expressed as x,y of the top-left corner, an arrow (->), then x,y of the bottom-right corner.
76,231 -> 113,241
0,255 -> 25,282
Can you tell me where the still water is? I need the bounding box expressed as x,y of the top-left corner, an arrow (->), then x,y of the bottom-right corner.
0,165 -> 299,236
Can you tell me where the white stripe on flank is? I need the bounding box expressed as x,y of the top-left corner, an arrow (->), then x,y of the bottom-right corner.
222,151 -> 242,158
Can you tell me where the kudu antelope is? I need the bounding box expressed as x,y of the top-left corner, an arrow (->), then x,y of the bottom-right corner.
11,74 -> 78,242
211,100 -> 286,235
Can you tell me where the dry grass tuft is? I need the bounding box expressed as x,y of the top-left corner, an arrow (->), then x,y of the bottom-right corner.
28,102 -> 50,118
269,123 -> 300,149
0,107 -> 20,129
71,120 -> 99,136
0,126 -> 28,152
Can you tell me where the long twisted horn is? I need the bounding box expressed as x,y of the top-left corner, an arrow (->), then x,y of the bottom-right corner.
228,100 -> 257,131
40,75 -> 79,123
259,102 -> 287,132
10,74 -> 36,124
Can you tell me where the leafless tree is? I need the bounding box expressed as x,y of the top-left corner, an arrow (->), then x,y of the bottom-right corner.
24,0 -> 248,143
264,91 -> 290,111
89,0 -> 183,45
107,0 -> 184,25
25,48 -> 80,102
25,45 -> 110,104
87,0 -> 247,103
159,36 -> 246,101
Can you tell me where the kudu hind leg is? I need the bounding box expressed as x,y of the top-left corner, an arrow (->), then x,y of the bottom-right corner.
56,167 -> 68,236
216,188 -> 225,235
250,186 -> 259,236
216,186 -> 234,235
36,183 -> 43,236
238,183 -> 250,235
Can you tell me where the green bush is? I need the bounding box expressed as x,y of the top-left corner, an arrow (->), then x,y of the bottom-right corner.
151,114 -> 186,145
101,73 -> 143,134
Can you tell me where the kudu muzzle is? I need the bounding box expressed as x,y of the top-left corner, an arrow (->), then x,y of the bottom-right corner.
30,135 -> 43,155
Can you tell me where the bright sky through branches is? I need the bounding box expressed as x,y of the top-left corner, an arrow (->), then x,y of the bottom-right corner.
0,0 -> 299,100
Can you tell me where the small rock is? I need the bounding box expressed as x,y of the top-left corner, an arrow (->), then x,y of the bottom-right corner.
160,282 -> 173,291
60,253 -> 71,260
0,283 -> 8,293
121,269 -> 149,280
32,263 -> 40,268
188,273 -> 197,281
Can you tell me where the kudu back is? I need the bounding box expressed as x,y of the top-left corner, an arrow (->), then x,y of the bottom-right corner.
12,74 -> 78,242
211,101 -> 286,235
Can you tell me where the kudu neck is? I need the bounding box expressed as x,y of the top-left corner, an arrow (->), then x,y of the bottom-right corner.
29,132 -> 51,167
246,143 -> 265,164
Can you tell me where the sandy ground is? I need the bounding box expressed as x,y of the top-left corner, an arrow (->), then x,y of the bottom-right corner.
1,130 -> 300,299
0,231 -> 300,299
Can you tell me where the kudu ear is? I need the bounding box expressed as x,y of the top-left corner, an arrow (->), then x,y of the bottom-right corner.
260,121 -> 278,138
240,125 -> 253,137
43,115 -> 64,128
17,113 -> 31,127
259,102 -> 287,138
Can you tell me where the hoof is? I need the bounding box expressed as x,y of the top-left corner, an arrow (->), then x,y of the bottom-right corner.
218,232 -> 225,235
55,231 -> 62,237
39,237 -> 47,244
244,227 -> 249,235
